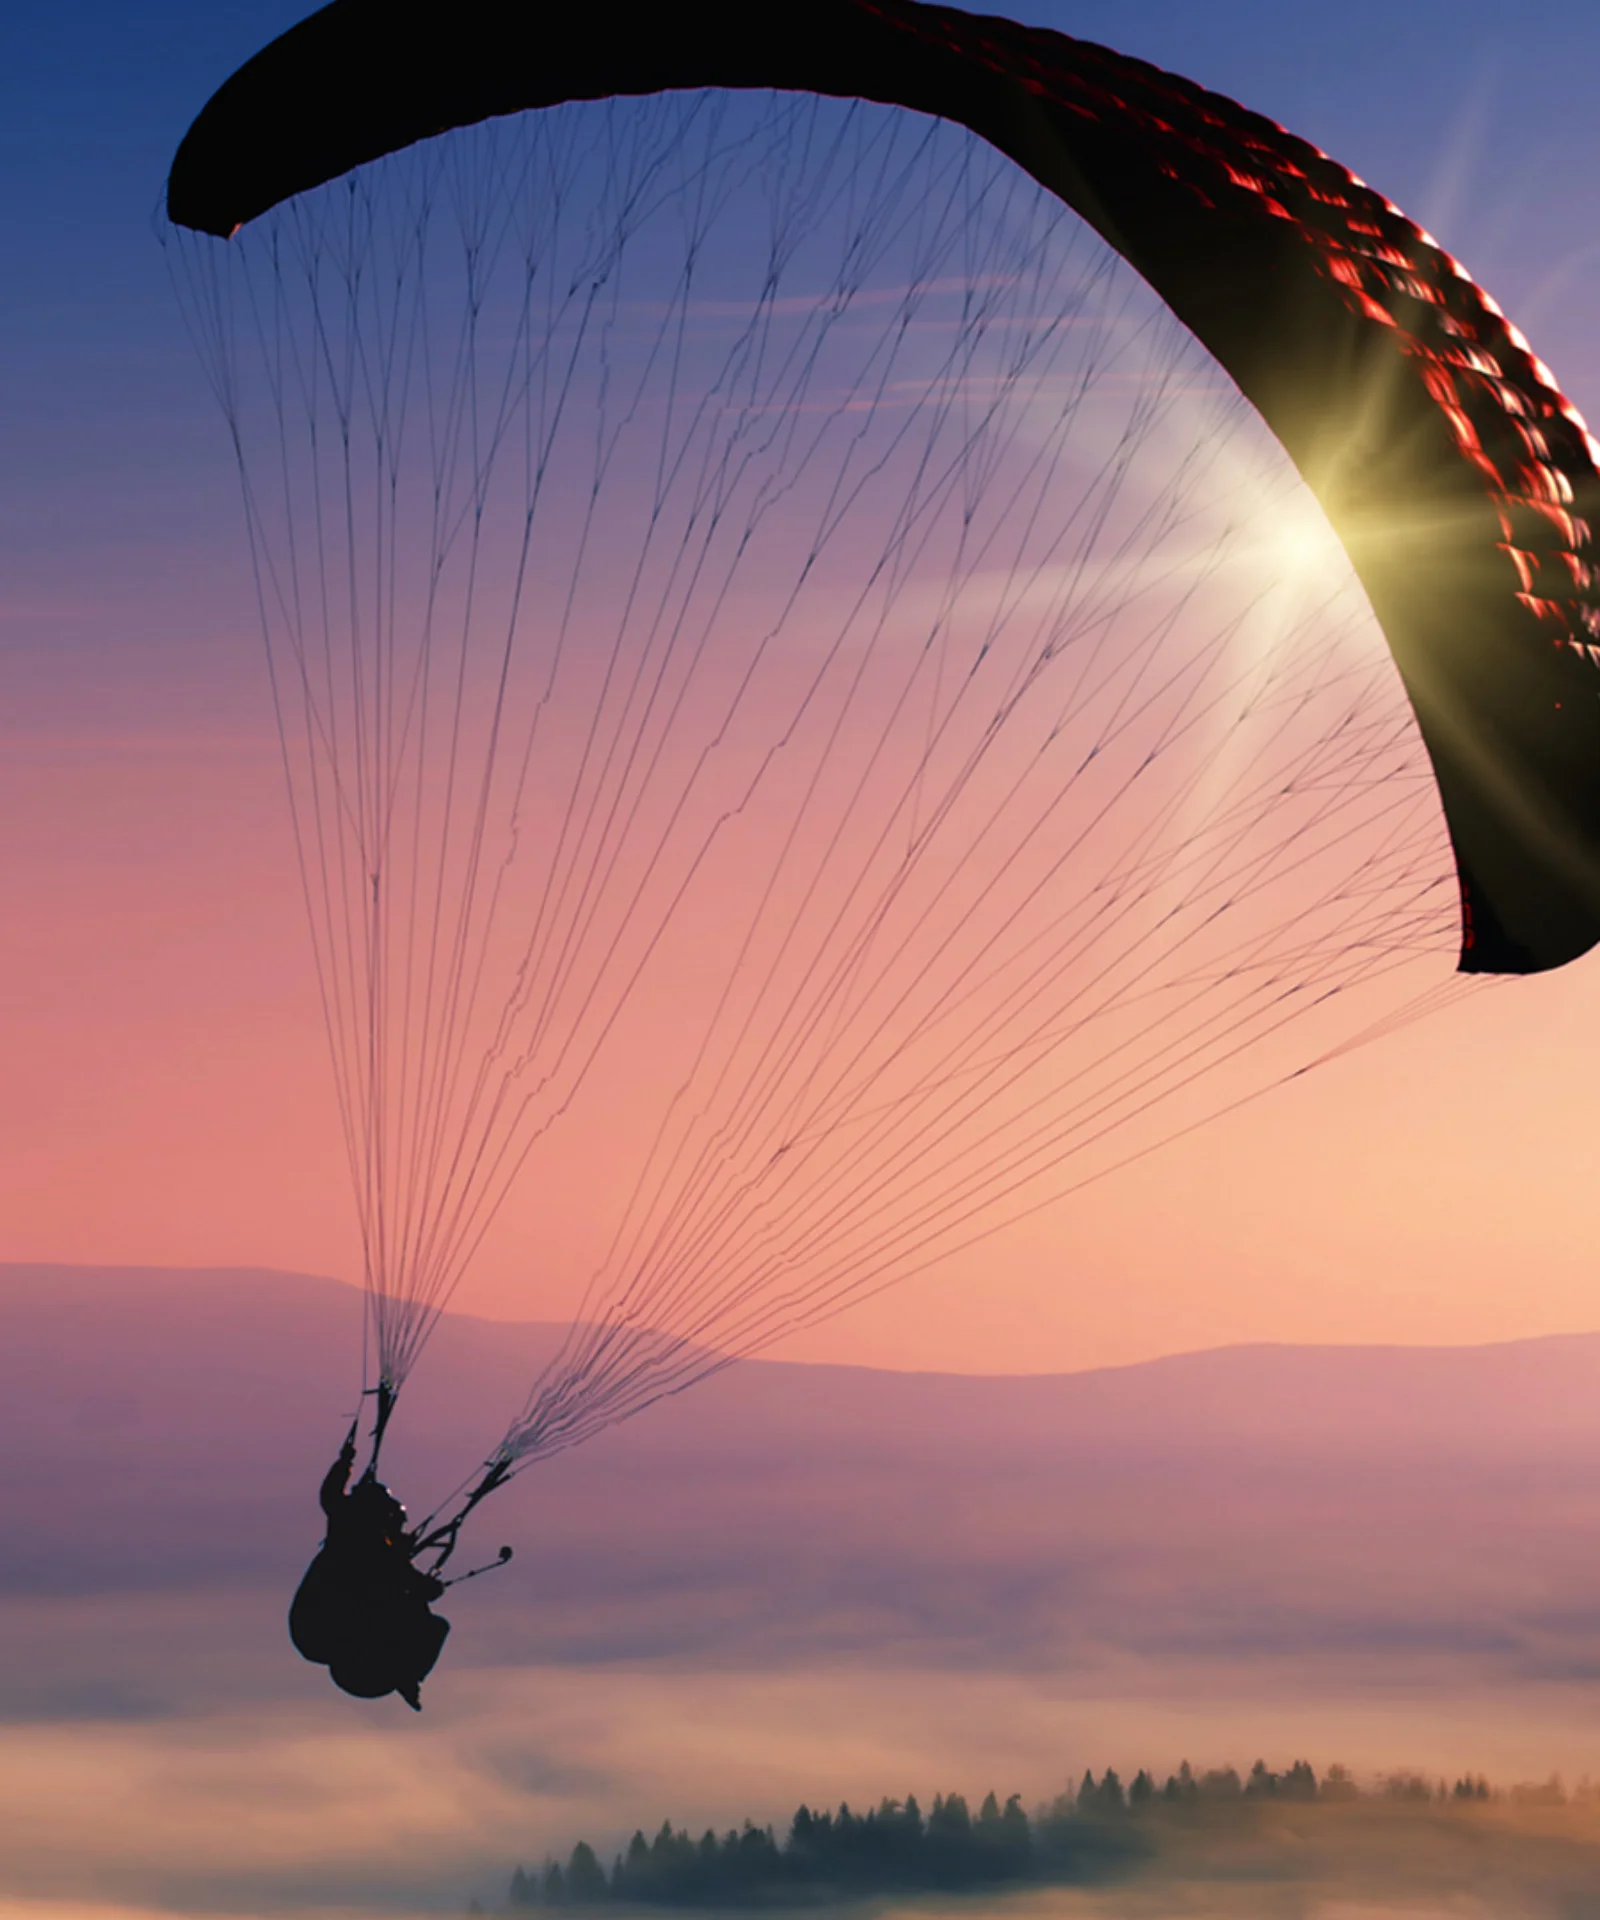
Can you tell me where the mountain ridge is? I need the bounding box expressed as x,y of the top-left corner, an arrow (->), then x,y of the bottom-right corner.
7,1261 -> 1600,1473
8,1253 -> 1600,1375
4,1261 -> 1598,1681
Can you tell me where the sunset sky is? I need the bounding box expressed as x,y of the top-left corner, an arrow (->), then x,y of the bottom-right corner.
7,0 -> 1600,1376
12,9 -> 1600,1917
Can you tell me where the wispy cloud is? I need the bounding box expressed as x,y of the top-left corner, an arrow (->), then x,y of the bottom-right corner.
6,1597 -> 1600,1919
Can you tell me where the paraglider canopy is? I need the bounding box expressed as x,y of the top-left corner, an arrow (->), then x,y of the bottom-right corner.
166,0 -> 1600,977
164,0 -> 1600,1543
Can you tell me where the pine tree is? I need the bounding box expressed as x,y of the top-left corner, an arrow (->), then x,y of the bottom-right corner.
566,1841 -> 607,1904
999,1792 -> 1032,1872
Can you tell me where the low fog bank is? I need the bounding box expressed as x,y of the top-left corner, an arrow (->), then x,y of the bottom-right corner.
5,1263 -> 1600,1689
865,1792 -> 1600,1920
1004,1795 -> 1600,1920
5,1650 -> 1600,1915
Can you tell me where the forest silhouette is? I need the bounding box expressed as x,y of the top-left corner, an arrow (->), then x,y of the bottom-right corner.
506,1759 -> 1528,1907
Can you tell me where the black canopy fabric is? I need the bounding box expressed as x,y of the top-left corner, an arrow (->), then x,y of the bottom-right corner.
167,0 -> 1600,974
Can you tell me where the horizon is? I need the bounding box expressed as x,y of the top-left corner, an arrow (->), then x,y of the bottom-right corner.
12,1255 -> 1600,1374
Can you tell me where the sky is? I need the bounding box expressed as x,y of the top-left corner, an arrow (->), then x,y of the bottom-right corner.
7,0 -> 1600,1374
10,11 -> 1600,1916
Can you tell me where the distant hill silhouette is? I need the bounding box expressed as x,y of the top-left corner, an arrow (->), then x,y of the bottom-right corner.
4,1263 -> 1599,1674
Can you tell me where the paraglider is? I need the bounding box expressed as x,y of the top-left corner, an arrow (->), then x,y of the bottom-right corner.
288,1421 -> 450,1709
164,0 -> 1600,1700
288,1399 -> 512,1707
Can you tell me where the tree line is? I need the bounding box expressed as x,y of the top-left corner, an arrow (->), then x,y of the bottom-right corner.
506,1757 -> 1516,1907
